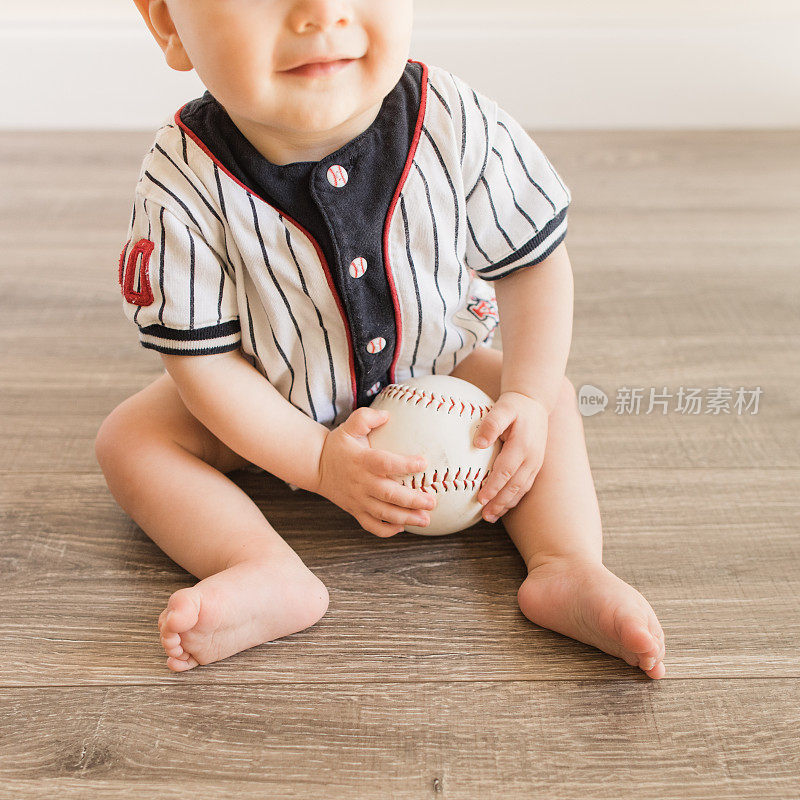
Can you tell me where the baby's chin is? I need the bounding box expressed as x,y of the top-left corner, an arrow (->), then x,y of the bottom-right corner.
268,96 -> 381,138
240,85 -> 360,125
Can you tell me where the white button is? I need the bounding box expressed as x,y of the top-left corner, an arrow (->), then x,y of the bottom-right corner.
366,381 -> 382,397
349,257 -> 368,278
326,164 -> 349,187
366,337 -> 386,354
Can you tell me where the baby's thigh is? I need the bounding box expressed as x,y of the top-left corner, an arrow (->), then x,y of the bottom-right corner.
448,345 -> 503,401
95,371 -> 251,474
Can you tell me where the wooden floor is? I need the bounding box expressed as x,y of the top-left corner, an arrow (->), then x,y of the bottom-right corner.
1,129 -> 799,798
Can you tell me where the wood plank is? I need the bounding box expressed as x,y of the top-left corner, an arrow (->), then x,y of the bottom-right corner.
1,468 -> 798,687
1,680 -> 799,799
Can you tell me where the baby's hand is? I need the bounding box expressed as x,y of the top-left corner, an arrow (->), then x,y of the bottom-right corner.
473,391 -> 549,522
315,407 -> 437,538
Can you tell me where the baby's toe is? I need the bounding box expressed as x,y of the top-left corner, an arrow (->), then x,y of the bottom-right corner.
648,617 -> 665,644
617,613 -> 658,657
644,617 -> 666,666
162,587 -> 202,634
166,654 -> 198,672
615,612 -> 667,676
630,631 -> 666,678
161,632 -> 181,649
171,649 -> 191,661
645,660 -> 667,680
159,630 -> 185,659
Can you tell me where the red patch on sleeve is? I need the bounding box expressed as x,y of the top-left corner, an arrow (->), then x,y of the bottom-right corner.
120,238 -> 155,306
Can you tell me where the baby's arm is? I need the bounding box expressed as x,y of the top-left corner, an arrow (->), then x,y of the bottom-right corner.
162,349 -> 327,492
493,241 -> 574,413
473,242 -> 574,518
162,349 -> 435,536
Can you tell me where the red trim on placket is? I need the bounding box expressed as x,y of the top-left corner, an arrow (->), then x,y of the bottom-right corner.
384,59 -> 429,384
174,106 -> 359,408
121,238 -> 155,306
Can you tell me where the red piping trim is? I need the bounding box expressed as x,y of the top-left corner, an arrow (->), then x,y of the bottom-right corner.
173,105 -> 359,407
384,59 -> 429,384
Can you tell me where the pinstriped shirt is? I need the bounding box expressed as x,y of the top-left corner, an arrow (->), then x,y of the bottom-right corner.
117,59 -> 571,431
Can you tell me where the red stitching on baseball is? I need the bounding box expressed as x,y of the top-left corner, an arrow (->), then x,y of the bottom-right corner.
376,383 -> 491,420
400,465 -> 489,493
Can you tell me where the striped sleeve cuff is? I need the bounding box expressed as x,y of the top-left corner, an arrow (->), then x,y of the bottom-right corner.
138,319 -> 242,355
473,207 -> 568,281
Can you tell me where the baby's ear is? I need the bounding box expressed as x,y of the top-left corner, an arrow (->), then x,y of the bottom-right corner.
132,0 -> 194,72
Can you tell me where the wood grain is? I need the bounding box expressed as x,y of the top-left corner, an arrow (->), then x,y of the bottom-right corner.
1,681 -> 799,800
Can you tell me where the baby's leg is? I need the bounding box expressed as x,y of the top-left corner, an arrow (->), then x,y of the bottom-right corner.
450,347 -> 666,678
95,372 -> 329,671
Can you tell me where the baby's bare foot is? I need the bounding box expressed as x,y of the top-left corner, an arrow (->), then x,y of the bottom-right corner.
517,558 -> 666,678
157,557 -> 329,672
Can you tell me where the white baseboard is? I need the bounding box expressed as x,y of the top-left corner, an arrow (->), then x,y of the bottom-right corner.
1,18 -> 798,130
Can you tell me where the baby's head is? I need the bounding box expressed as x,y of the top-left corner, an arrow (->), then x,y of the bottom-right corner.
133,0 -> 413,141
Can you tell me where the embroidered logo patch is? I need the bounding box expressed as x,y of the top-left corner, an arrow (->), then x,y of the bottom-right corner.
465,296 -> 499,331
119,238 -> 155,306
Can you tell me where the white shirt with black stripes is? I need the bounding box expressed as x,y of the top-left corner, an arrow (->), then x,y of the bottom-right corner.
117,60 -> 571,431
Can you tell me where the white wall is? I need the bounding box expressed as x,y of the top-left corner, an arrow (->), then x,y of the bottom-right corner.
1,0 -> 799,129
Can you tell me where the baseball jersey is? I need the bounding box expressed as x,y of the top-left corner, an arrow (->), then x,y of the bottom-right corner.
117,59 -> 571,431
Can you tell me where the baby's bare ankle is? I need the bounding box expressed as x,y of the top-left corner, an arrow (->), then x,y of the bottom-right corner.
525,551 -> 603,574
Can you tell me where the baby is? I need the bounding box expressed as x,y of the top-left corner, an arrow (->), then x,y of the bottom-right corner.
96,0 -> 666,678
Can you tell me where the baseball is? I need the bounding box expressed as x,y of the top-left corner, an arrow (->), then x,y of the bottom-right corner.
367,374 -> 500,536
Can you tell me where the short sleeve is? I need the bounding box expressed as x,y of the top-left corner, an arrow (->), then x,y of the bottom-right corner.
463,93 -> 571,281
117,192 -> 242,355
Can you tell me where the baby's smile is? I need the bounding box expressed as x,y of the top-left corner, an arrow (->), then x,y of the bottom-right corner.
280,57 -> 357,79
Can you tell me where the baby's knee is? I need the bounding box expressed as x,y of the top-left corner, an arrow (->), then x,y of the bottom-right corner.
94,399 -> 165,475
95,403 -> 133,472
